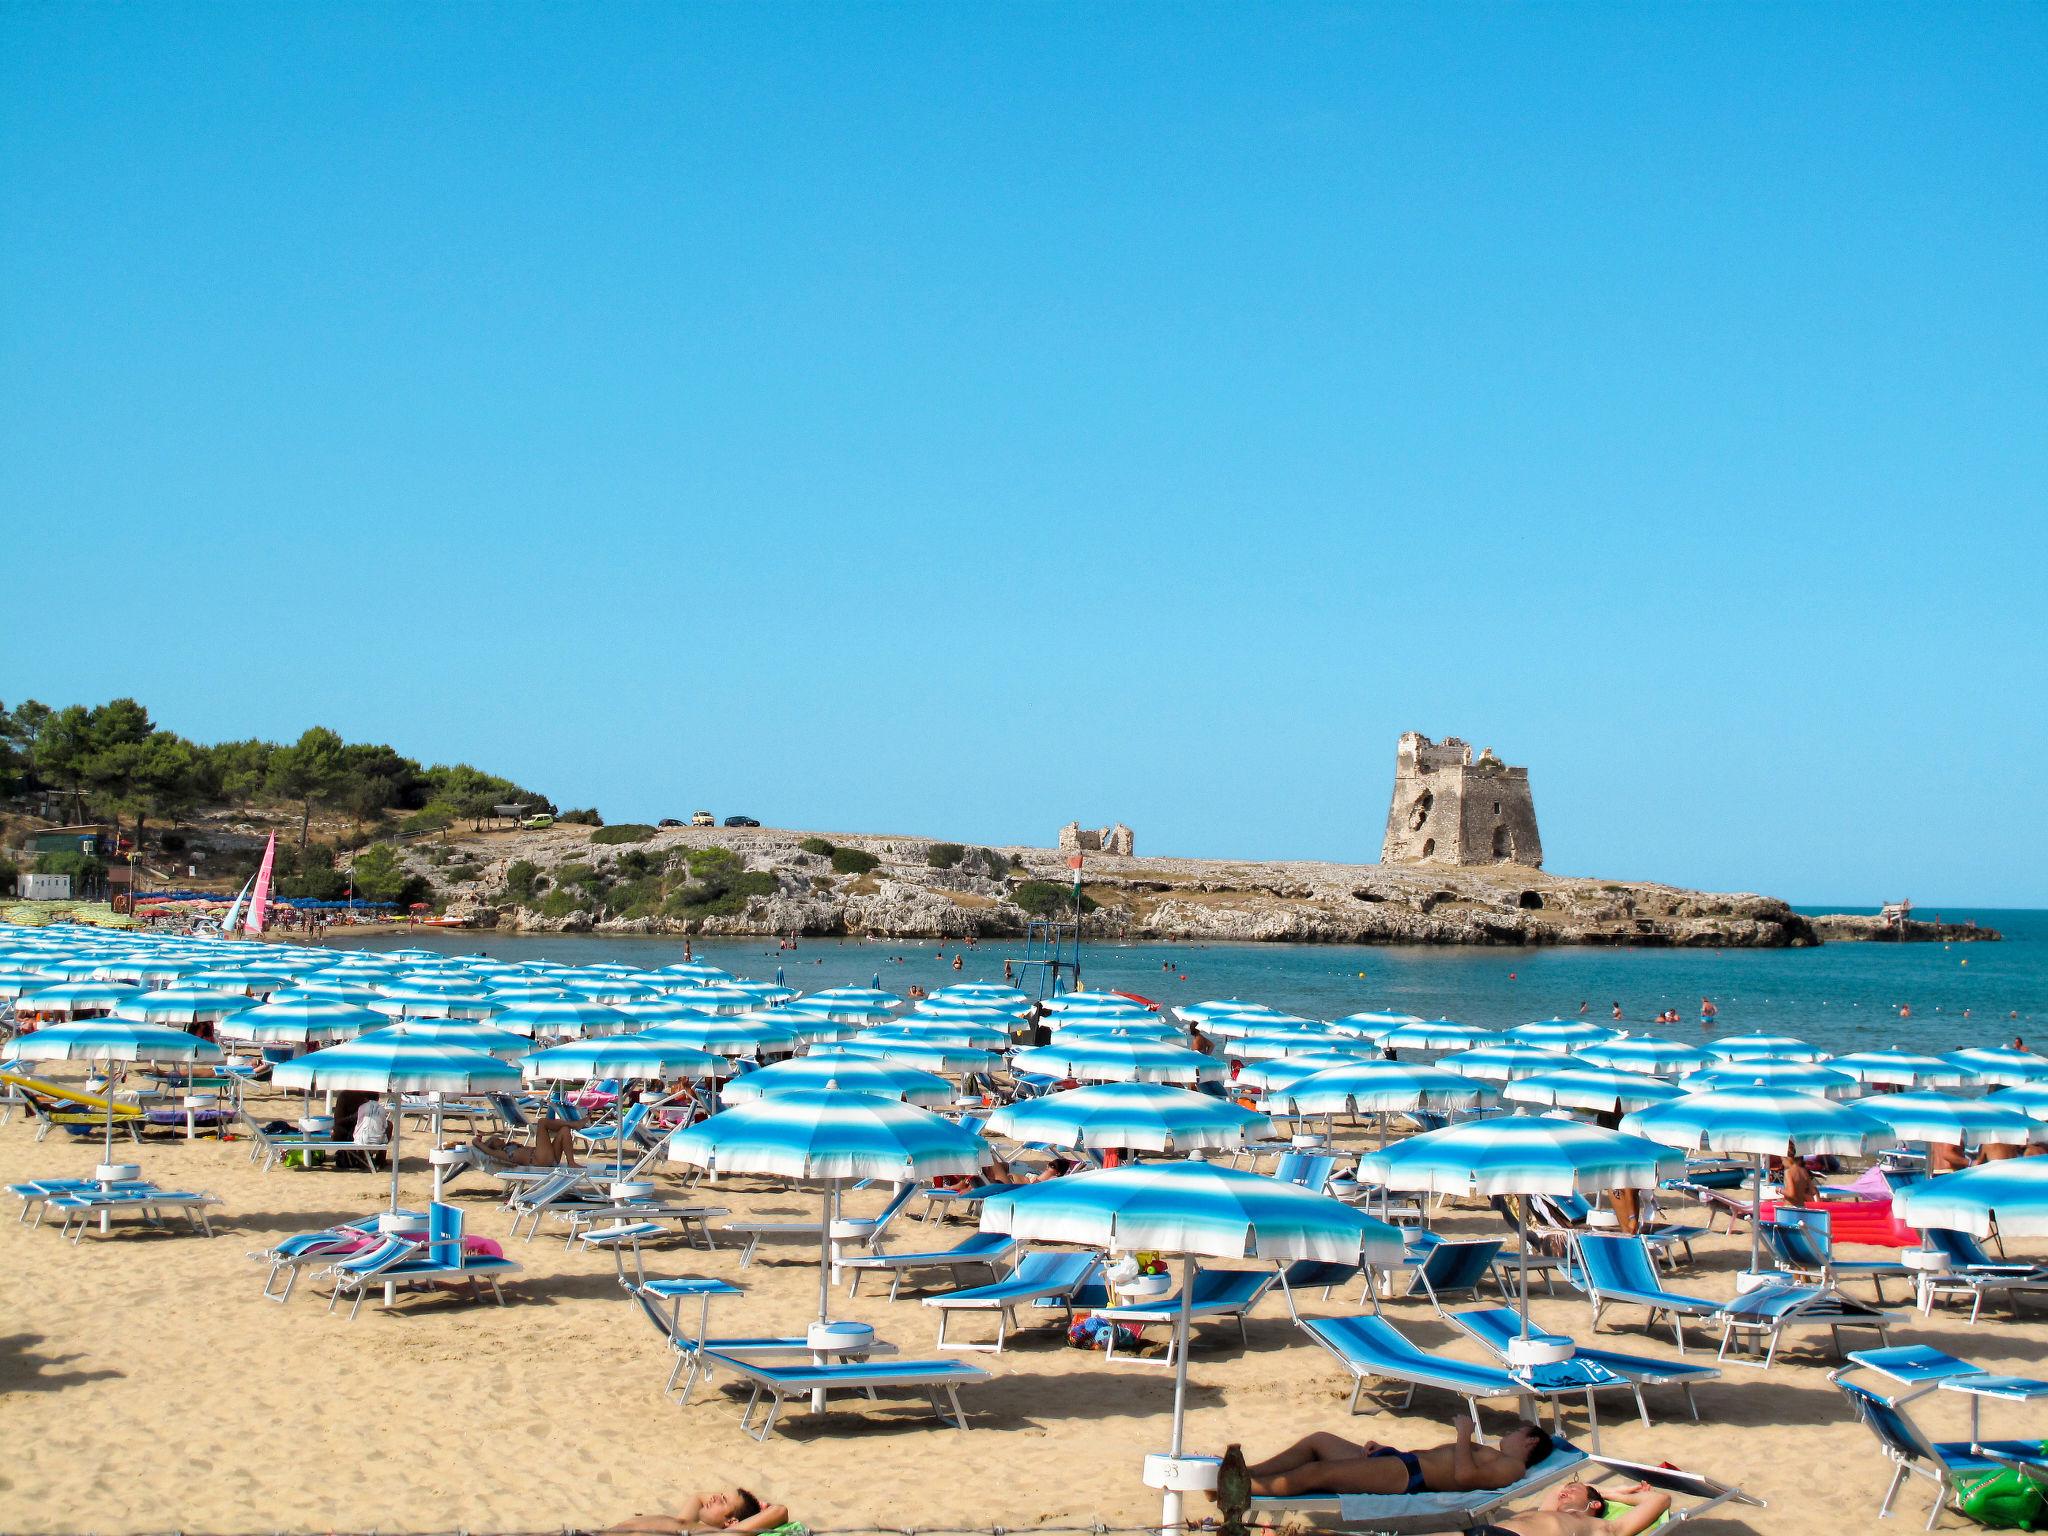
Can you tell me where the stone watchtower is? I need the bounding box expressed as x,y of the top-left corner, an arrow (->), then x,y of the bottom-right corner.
1380,733 -> 1543,868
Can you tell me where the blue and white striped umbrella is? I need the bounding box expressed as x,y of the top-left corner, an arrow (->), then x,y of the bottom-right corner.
120,986 -> 257,1024
787,997 -> 902,1026
1682,1060 -> 1859,1099
987,1082 -> 1271,1153
981,1158 -> 1404,1265
1377,1019 -> 1496,1052
217,998 -> 384,1045
489,999 -> 634,1039
358,1022 -> 535,1059
368,989 -> 503,1021
1505,1018 -> 1620,1049
1576,1036 -> 1714,1076
856,1020 -> 1010,1051
0,969 -> 57,998
1011,1040 -> 1223,1086
1710,1033 -> 1828,1063
1049,1019 -> 1185,1044
562,977 -> 668,1003
1175,999 -> 1285,1027
1224,1030 -> 1362,1061
1853,1091 -> 2043,1147
935,982 -> 1030,1007
914,997 -> 1030,1022
519,1036 -> 728,1083
17,982 -> 142,1017
806,986 -> 905,1010
727,980 -> 799,1006
1944,1047 -> 2048,1087
661,962 -> 734,983
1232,1051 -> 1376,1092
616,998 -> 722,1026
1898,1158 -> 2048,1238
1621,1087 -> 1887,1158
651,983 -> 760,1015
1989,1085 -> 2048,1122
1358,1117 -> 1680,1199
1199,1013 -> 1324,1041
1330,1012 -> 1425,1041
1503,1066 -> 1687,1116
15,1018 -> 224,1161
1276,1063 -> 1496,1117
637,1015 -> 803,1057
1438,1042 -> 1571,1082
274,1038 -> 523,1094
720,1054 -> 954,1108
1042,992 -> 1157,1018
834,1038 -> 1003,1075
1827,1050 -> 1977,1089
668,1088 -> 989,1183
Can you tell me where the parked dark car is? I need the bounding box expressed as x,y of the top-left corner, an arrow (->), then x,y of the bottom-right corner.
723,815 -> 760,828
657,818 -> 683,828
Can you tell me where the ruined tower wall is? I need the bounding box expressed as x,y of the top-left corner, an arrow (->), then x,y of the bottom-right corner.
1380,732 -> 1543,868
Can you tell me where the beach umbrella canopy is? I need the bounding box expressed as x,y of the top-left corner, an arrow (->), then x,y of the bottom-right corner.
728,980 -> 799,1005
833,1038 -> 1003,1075
358,1022 -> 535,1059
651,983 -> 760,1014
670,1088 -> 990,1322
720,1054 -> 954,1108
119,986 -> 256,1024
1504,1066 -> 1689,1116
1622,1087 -> 1890,1269
1276,1062 -> 1496,1117
1576,1036 -> 1715,1076
1853,1091 -> 2044,1148
1223,1029 -> 1360,1061
1944,1048 -> 2048,1087
1377,1019 -> 1496,1052
1199,1012 -> 1324,1041
1358,1117 -> 1681,1200
14,1019 -> 224,1162
1988,1084 -> 2048,1122
1682,1060 -> 1859,1099
1710,1033 -> 1828,1063
217,998 -> 384,1045
1898,1158 -> 2048,1239
1011,1039 -> 1224,1086
1041,992 -> 1158,1019
913,996 -> 1030,1022
987,1082 -> 1271,1153
1049,1020 -> 1185,1044
660,962 -> 734,983
562,978 -> 669,1002
856,1020 -> 1010,1051
367,989 -> 502,1020
806,987 -> 905,1009
1437,1042 -> 1571,1082
1827,1050 -> 1977,1089
1232,1051 -> 1376,1092
639,1015 -> 803,1057
1330,1012 -> 1425,1040
0,969 -> 57,998
979,1158 -> 1403,1535
1175,999 -> 1284,1026
518,1036 -> 728,1083
936,982 -> 1030,1006
16,982 -> 143,1017
787,997 -> 901,1025
1505,1018 -> 1621,1049
489,998 -> 634,1039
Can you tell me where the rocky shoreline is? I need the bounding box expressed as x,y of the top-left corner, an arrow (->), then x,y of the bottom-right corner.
348,823 -> 2000,948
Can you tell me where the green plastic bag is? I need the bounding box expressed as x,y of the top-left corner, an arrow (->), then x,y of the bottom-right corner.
1957,1466 -> 2047,1530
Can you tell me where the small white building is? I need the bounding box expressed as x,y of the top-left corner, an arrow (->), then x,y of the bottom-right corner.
18,873 -> 73,901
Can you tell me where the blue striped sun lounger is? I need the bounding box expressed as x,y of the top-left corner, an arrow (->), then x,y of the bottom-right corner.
47,1187 -> 222,1243
320,1202 -> 521,1319
250,1213 -> 397,1301
1716,1280 -> 1896,1368
1569,1234 -> 1728,1353
1448,1306 -> 1721,1426
1250,1440 -> 1590,1533
698,1350 -> 990,1441
1916,1228 -> 2048,1323
1091,1268 -> 1279,1367
1833,1372 -> 2048,1529
10,1177 -> 155,1227
1761,1208 -> 1912,1301
630,1287 -> 873,1404
1301,1314 -> 1626,1449
841,1230 -> 1016,1299
1405,1238 -> 1505,1311
923,1251 -> 1101,1351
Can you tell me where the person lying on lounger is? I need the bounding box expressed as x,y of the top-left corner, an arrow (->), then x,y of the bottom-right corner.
604,1488 -> 788,1533
473,1118 -> 578,1167
1468,1477 -> 1671,1535
1242,1416 -> 1551,1496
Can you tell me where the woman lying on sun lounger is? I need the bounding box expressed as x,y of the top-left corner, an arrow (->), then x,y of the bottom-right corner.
604,1487 -> 788,1533
473,1119 -> 578,1167
1469,1478 -> 1671,1535
1243,1416 -> 1552,1496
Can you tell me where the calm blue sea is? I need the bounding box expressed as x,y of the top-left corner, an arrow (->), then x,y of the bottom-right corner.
345,909 -> 2048,1058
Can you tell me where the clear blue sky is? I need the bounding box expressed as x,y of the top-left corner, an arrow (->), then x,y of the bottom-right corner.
4,5 -> 2043,906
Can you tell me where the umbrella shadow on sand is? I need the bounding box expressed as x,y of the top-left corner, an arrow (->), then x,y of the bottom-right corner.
0,1332 -> 123,1393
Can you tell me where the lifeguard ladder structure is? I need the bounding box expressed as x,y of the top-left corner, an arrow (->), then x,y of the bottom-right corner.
1010,858 -> 1086,1005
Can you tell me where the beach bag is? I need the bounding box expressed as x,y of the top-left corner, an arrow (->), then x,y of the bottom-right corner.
1957,1465 -> 2047,1530
1066,1316 -> 1141,1352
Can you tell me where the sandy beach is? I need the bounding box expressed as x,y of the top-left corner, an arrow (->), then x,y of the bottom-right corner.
5,1093 -> 2043,1535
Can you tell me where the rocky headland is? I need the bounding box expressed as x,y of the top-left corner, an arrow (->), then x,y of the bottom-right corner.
344,823 -> 1996,948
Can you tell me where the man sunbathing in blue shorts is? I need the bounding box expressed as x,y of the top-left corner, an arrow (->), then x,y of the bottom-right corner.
1244,1416 -> 1551,1496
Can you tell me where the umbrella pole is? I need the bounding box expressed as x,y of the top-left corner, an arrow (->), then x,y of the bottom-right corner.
389,1090 -> 403,1213
1750,1152 -> 1765,1273
1161,1251 -> 1197,1536
818,1182 -> 835,1324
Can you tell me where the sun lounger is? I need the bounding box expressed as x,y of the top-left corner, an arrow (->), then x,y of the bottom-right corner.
1300,1314 -> 1625,1447
48,1187 -> 222,1242
1448,1306 -> 1721,1426
1271,1152 -> 1340,1194
1250,1439 -> 1590,1532
923,1251 -> 1100,1351
1404,1237 -> 1505,1310
249,1213 -> 395,1301
1570,1234 -> 1728,1353
1761,1207 -> 1911,1300
1915,1227 -> 2048,1323
1715,1279 -> 1895,1368
1533,1192 -> 1706,1268
237,1109 -> 379,1173
722,1181 -> 918,1267
841,1230 -> 1016,1299
1091,1268 -> 1280,1367
697,1350 -> 990,1440
10,1176 -> 155,1227
319,1201 -> 521,1318
1277,1258 -> 1368,1320
1581,1454 -> 1766,1525
630,1281 -> 894,1403
1833,1371 -> 2048,1529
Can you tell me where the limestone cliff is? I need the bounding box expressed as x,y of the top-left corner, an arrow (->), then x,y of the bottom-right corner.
358,824 -> 1865,947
